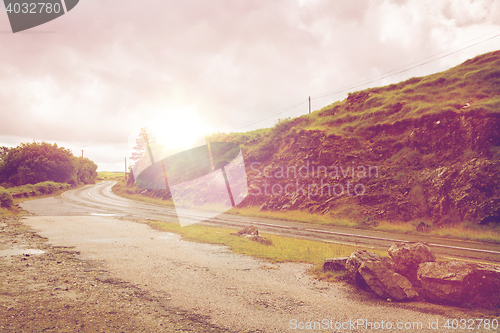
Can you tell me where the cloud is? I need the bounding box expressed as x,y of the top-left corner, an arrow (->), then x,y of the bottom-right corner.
0,0 -> 499,171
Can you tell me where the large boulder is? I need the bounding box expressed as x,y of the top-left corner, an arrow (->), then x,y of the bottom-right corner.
345,250 -> 382,285
359,260 -> 418,301
388,242 -> 435,285
345,250 -> 418,301
418,261 -> 500,309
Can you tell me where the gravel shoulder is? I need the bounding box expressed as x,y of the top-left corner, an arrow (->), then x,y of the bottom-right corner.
4,211 -> 497,332
0,216 -> 232,333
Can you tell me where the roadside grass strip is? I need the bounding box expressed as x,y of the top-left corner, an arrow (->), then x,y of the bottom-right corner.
111,179 -> 500,245
147,220 -> 387,282
228,207 -> 500,244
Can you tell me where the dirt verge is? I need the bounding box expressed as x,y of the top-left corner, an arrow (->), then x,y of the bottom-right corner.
0,216 -> 233,333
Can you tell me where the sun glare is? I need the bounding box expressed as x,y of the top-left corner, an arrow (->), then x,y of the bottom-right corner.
146,105 -> 212,153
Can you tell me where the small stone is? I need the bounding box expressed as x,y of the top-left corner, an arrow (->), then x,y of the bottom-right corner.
323,257 -> 348,271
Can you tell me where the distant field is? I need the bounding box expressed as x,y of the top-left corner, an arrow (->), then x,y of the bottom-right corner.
97,171 -> 126,182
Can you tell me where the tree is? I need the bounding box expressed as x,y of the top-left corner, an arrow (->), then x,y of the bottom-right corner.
74,157 -> 98,184
129,127 -> 163,183
0,146 -> 9,161
0,146 -> 8,179
0,141 -> 96,186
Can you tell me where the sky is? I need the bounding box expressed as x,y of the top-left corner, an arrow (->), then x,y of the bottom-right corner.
0,0 -> 499,171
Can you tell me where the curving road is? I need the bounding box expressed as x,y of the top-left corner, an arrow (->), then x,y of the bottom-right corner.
23,181 -> 500,264
17,181 -> 500,332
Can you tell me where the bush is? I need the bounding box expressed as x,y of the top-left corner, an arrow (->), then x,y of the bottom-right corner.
35,181 -> 60,194
0,142 -> 76,185
0,187 -> 13,208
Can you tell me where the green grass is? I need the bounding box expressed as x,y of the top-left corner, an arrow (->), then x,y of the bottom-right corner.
226,206 -> 500,244
0,206 -> 21,216
0,182 -> 86,216
228,206 -> 358,228
97,171 -> 126,182
147,220 -> 387,281
4,181 -> 73,195
428,224 -> 500,244
100,173 -> 175,207
111,179 -> 175,207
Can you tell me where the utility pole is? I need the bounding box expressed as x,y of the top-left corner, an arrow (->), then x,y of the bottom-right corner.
81,150 -> 84,158
308,96 -> 311,114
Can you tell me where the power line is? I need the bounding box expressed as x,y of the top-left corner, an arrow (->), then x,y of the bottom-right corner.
311,29 -> 500,100
231,99 -> 307,131
230,28 -> 500,132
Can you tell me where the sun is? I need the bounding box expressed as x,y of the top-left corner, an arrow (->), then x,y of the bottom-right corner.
146,105 -> 212,154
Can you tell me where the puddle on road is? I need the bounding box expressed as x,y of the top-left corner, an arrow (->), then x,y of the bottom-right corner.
0,248 -> 45,257
90,213 -> 117,217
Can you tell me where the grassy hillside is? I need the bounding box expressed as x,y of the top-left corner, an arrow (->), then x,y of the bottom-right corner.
208,50 -> 500,229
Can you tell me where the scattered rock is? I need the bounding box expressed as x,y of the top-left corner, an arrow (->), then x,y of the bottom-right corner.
388,242 -> 435,286
232,226 -> 259,236
418,261 -> 500,309
323,257 -> 348,271
244,235 -> 273,246
231,226 -> 272,246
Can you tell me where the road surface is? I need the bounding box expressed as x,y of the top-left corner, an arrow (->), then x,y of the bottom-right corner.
17,181 -> 500,332
29,181 -> 500,264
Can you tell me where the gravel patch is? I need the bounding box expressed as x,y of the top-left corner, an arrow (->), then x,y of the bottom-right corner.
0,216 -> 233,332
17,215 -> 497,332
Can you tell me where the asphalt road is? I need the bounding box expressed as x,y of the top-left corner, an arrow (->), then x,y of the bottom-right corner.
23,181 -> 500,264
17,181 -> 500,332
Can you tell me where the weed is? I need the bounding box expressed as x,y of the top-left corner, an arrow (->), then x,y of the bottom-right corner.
0,187 -> 13,208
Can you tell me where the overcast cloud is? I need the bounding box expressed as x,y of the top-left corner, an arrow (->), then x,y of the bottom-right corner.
0,0 -> 499,171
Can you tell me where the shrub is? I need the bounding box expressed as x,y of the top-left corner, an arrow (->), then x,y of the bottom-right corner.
35,181 -> 60,194
0,187 -> 13,208
0,142 -> 76,185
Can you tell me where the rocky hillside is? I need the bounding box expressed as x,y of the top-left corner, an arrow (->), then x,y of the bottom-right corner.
209,50 -> 500,227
